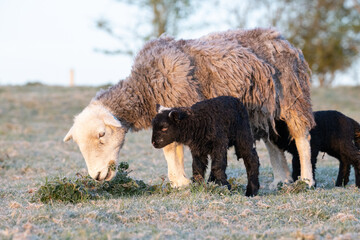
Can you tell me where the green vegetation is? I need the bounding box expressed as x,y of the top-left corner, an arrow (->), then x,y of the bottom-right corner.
31,163 -> 254,204
31,162 -> 153,204
0,85 -> 359,239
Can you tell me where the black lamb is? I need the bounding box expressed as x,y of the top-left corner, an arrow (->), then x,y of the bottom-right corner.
151,96 -> 260,196
270,110 -> 360,187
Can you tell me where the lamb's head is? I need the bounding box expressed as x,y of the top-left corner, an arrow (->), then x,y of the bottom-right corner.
63,103 -> 127,181
151,104 -> 189,148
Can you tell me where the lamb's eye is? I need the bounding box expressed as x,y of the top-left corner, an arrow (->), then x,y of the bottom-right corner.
99,131 -> 105,138
161,128 -> 168,132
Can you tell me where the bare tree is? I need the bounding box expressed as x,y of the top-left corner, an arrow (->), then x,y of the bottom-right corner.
228,0 -> 360,86
96,0 -> 197,56
261,0 -> 360,86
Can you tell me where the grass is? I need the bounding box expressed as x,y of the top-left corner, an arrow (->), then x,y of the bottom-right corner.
31,162 -> 155,204
0,85 -> 360,239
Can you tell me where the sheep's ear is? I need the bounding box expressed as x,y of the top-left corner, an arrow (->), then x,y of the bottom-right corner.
169,110 -> 187,122
103,113 -> 122,128
63,126 -> 74,142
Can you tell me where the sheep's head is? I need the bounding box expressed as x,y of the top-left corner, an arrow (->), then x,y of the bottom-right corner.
63,102 -> 127,181
151,104 -> 188,148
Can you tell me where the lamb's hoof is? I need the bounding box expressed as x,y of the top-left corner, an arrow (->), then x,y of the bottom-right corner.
245,189 -> 257,197
213,179 -> 231,190
222,183 -> 231,190
245,182 -> 259,197
207,175 -> 215,183
191,175 -> 207,185
169,176 -> 191,188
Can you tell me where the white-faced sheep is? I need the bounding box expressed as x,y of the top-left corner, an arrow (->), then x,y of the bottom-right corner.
63,28 -> 315,188
151,96 -> 260,196
270,110 -> 360,187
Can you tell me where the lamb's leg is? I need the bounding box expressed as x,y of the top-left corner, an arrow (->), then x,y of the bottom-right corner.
343,162 -> 351,186
335,161 -> 343,187
239,149 -> 260,197
264,140 -> 293,190
336,160 -> 350,187
234,133 -> 260,196
191,153 -> 208,183
209,150 -> 230,189
291,153 -> 301,182
341,145 -> 360,187
294,135 -> 315,187
310,151 -> 318,187
354,164 -> 360,188
162,142 -> 190,187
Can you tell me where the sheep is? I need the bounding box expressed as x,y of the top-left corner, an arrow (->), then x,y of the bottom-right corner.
151,96 -> 260,196
63,28 -> 315,188
270,110 -> 360,187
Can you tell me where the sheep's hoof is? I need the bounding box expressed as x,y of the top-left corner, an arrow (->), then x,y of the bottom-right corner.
269,178 -> 293,190
169,176 -> 191,188
299,178 -> 316,188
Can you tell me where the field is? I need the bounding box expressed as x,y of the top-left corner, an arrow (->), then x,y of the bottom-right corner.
0,84 -> 360,239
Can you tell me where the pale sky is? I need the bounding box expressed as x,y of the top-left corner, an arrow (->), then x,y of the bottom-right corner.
0,0 -> 136,86
0,0 -> 231,86
0,0 -> 358,86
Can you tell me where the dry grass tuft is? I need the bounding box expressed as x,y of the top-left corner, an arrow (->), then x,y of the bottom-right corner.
31,162 -> 153,203
277,179 -> 311,194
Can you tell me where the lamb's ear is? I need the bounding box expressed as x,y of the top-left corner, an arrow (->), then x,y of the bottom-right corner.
103,113 -> 122,128
156,104 -> 161,113
156,104 -> 171,113
169,110 -> 187,122
63,126 -> 74,142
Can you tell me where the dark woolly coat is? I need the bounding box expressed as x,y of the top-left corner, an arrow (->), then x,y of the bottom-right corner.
95,28 -> 314,139
151,96 -> 260,196
270,110 -> 360,187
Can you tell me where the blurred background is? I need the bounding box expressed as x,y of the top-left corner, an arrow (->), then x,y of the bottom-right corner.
0,0 -> 359,87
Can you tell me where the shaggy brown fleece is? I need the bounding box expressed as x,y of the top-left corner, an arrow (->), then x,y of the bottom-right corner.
95,28 -> 315,137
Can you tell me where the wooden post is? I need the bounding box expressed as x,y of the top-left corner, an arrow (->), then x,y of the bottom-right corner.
70,69 -> 75,87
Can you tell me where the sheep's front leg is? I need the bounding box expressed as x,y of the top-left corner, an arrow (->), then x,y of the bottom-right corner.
162,142 -> 190,187
264,140 -> 293,190
294,135 -> 315,187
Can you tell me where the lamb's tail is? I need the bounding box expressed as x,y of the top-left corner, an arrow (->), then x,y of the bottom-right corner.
354,120 -> 360,149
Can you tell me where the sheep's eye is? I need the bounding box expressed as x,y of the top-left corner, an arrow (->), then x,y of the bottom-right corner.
161,128 -> 168,132
99,131 -> 105,138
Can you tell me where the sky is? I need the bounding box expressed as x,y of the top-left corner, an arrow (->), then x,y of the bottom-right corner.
0,0 -> 136,86
0,0 -> 358,86
0,0 -> 231,86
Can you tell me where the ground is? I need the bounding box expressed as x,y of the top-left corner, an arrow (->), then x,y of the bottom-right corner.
0,84 -> 359,239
